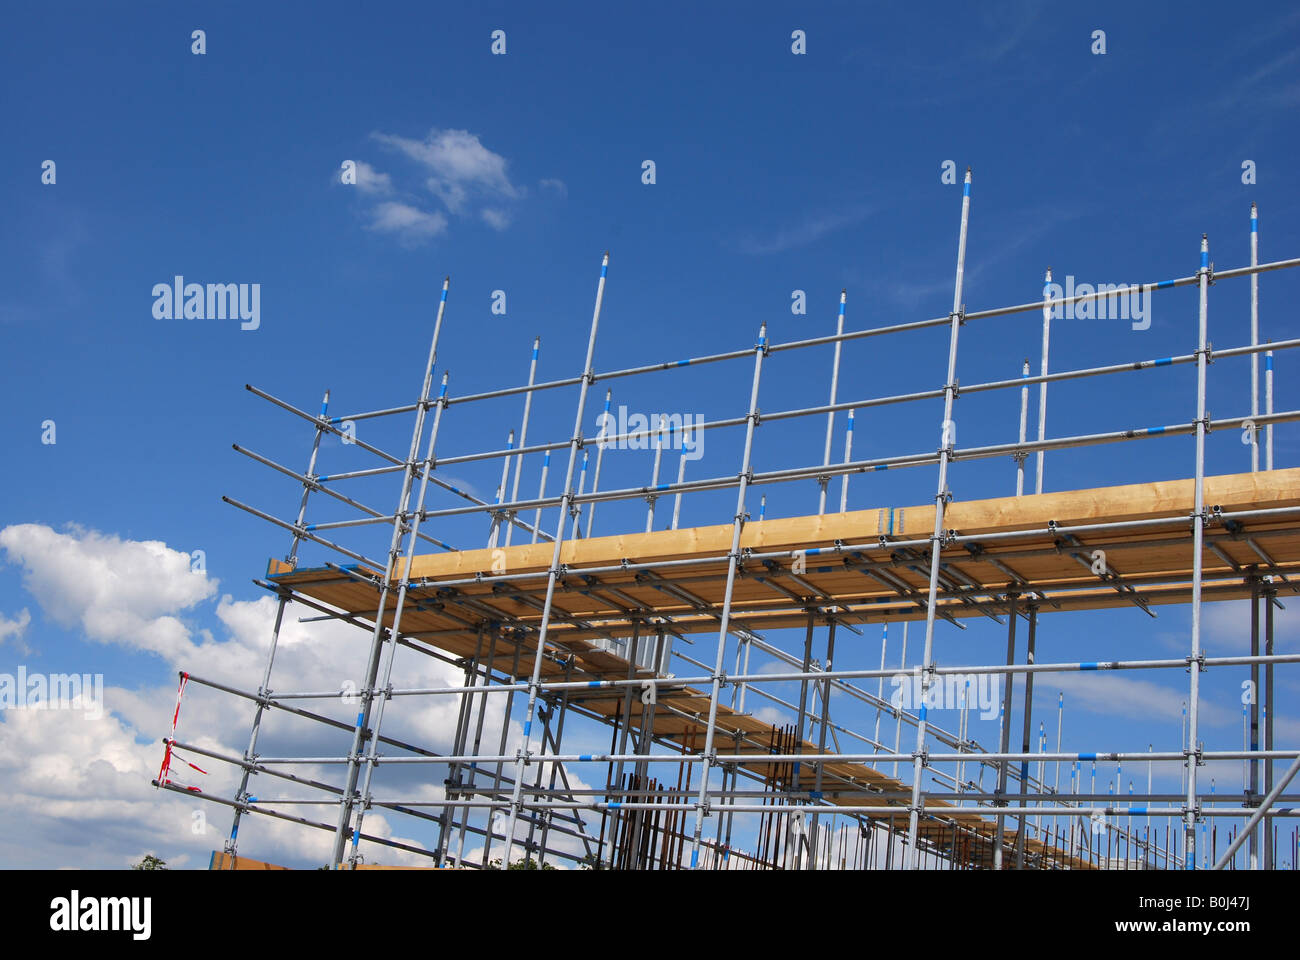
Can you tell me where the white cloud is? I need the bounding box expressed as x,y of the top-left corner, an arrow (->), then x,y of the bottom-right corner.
480,207 -> 511,231
0,524 -> 215,662
374,128 -> 519,212
0,523 -> 525,868
351,160 -> 392,195
351,127 -> 525,241
0,608 -> 30,651
366,201 -> 448,241
539,178 -> 567,197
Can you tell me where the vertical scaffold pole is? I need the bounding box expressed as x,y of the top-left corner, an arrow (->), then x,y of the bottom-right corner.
505,338 -> 541,546
1250,577 -> 1260,869
1185,235 -> 1210,868
1035,268 -> 1051,494
839,409 -> 855,512
1016,359 -> 1029,495
501,252 -> 610,867
349,373 -> 452,864
819,290 -> 847,514
905,166 -> 972,870
1250,204 -> 1259,472
331,277 -> 449,868
226,387 -> 331,854
687,321 -> 768,870
488,429 -> 515,548
1265,346 -> 1274,470
1264,583 -> 1276,869
586,390 -> 612,538
1014,603 -> 1039,868
993,592 -> 1019,870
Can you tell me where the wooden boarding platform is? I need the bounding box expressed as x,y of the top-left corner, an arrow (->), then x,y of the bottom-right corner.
266,469 -> 1300,869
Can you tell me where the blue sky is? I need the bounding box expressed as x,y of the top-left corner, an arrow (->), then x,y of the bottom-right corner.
1,1 -> 1298,869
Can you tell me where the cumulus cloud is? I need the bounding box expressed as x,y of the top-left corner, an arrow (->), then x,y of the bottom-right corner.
0,524 -> 215,663
0,523 -> 534,868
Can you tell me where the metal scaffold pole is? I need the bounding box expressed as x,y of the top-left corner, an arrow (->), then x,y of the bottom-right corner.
501,252 -> 610,867
330,276 -> 450,869
906,165 -> 972,870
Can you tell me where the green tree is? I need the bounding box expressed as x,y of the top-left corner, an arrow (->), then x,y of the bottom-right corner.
132,855 -> 168,870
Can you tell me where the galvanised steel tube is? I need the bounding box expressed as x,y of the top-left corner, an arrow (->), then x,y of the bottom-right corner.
585,390 -> 613,537
225,389 -> 331,855
412,255 -> 1300,419
501,252 -> 610,866
1183,235 -> 1210,868
687,322 -> 768,870
330,277 -> 449,869
424,334 -> 1300,475
250,650 -> 1300,703
232,442 -> 455,552
1214,751 -> 1300,869
248,748 -> 1300,767
1251,203 -> 1260,472
347,372 -> 456,863
818,291 -> 847,515
400,407 -> 1300,524
907,165 -> 972,870
1036,268 -> 1051,494
504,337 -> 541,547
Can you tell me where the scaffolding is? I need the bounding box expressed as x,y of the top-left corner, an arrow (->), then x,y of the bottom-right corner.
154,169 -> 1300,870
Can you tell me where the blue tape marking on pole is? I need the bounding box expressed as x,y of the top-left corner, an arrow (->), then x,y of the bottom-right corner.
320,403 -> 329,417
440,289 -> 448,302
305,524 -> 316,531
874,464 -> 888,472
677,358 -> 690,367
230,824 -> 238,841
318,474 -> 331,482
1251,219 -> 1258,232
523,720 -> 532,737
839,302 -> 846,316
247,796 -> 258,803
1147,427 -> 1165,435
1078,752 -> 1097,761
1201,250 -> 1209,269
807,547 -> 821,555
609,801 -> 621,809
588,680 -> 602,688
450,486 -> 462,495
810,791 -> 823,800
1157,279 -> 1174,289
918,705 -> 927,722
888,510 -> 894,534
600,264 -> 608,278
1081,662 -> 1100,670
963,181 -> 971,197
544,453 -> 551,465
356,712 -> 364,727
1131,807 -> 1147,815
580,755 -> 593,762
353,828 -> 360,843
1154,357 -> 1172,366
1020,762 -> 1028,780
1266,355 -> 1273,370
657,483 -> 670,491
532,347 -> 539,360
792,762 -> 801,780
690,849 -> 699,868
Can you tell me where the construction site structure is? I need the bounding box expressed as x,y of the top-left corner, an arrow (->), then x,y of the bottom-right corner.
154,171 -> 1300,870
